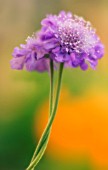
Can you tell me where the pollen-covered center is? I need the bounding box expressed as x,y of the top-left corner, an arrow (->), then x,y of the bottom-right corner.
56,17 -> 97,53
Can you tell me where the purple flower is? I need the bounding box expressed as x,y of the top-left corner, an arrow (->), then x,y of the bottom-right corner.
11,11 -> 104,72
11,36 -> 49,72
39,11 -> 104,70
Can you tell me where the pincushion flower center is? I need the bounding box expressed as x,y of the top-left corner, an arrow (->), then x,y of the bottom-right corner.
57,20 -> 84,53
56,18 -> 98,54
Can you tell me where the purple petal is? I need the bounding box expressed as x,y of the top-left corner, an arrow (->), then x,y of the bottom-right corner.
26,57 -> 49,72
12,47 -> 26,57
80,61 -> 88,71
10,57 -> 25,70
94,44 -> 104,59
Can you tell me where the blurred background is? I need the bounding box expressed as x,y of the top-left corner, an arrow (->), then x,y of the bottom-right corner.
0,0 -> 108,169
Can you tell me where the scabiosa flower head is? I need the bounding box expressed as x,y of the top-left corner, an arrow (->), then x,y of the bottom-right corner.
11,35 -> 49,72
39,11 -> 104,70
11,11 -> 104,72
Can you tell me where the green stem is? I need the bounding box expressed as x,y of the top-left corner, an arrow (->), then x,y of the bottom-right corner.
26,63 -> 64,170
49,59 -> 54,116
28,59 -> 54,170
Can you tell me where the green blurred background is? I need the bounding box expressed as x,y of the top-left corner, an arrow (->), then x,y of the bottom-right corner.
0,0 -> 108,170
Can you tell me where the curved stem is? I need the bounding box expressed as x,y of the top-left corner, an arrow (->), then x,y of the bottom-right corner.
26,63 -> 64,170
28,59 -> 54,170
